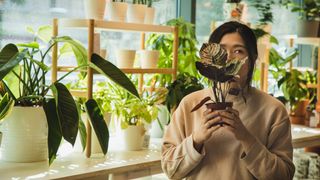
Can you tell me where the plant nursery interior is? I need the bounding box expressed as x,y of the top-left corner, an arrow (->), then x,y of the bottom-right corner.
0,0 -> 320,179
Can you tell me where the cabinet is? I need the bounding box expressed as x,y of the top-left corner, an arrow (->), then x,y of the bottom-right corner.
51,18 -> 178,157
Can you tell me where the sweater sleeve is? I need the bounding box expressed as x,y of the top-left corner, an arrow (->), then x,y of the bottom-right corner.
241,117 -> 295,180
161,99 -> 205,179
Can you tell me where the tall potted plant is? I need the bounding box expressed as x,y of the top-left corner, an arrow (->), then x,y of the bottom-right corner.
127,0 -> 147,23
283,0 -> 320,37
107,0 -> 128,22
190,43 -> 246,126
0,27 -> 139,164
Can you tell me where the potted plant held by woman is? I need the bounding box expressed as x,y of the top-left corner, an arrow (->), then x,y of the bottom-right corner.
190,43 -> 247,124
0,29 -> 139,164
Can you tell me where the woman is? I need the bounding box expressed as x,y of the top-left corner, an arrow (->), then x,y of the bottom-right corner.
161,21 -> 295,180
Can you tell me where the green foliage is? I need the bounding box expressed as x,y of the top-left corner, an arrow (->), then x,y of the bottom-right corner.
283,0 -> 320,20
93,80 -> 164,129
165,73 -> 204,115
146,17 -> 200,86
0,26 -> 139,165
247,0 -> 274,24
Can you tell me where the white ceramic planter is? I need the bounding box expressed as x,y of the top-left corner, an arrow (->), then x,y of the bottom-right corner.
0,107 -> 48,162
84,0 -> 106,20
127,4 -> 147,23
107,2 -> 128,22
144,7 -> 155,24
116,49 -> 136,68
139,50 -> 159,68
120,125 -> 145,151
150,105 -> 169,138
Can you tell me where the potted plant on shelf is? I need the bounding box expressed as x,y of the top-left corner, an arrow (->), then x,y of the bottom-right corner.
0,26 -> 139,164
190,43 -> 246,126
146,17 -> 202,87
283,0 -> 320,37
127,0 -> 147,23
278,69 -> 315,124
144,0 -> 157,24
107,0 -> 128,22
93,80 -> 159,150
84,0 -> 106,20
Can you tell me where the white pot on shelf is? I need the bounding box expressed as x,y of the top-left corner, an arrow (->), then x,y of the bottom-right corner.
116,49 -> 136,68
0,107 -> 48,162
144,7 -> 155,24
127,4 -> 147,23
107,2 -> 128,22
120,125 -> 145,151
139,50 -> 159,68
84,0 -> 107,20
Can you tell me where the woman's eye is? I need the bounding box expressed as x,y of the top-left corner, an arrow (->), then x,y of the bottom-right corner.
234,49 -> 243,54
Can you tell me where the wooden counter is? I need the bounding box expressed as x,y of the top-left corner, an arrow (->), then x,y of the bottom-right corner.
0,125 -> 319,179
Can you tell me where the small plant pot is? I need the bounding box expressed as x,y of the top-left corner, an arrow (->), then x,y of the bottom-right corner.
84,0 -> 106,20
116,49 -> 136,68
107,2 -> 128,22
297,20 -> 320,37
144,7 -> 155,24
205,102 -> 233,111
289,115 -> 305,125
127,4 -> 147,23
120,125 -> 145,151
205,102 -> 233,126
139,50 -> 159,68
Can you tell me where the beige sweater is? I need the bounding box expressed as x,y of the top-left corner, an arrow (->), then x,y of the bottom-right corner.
161,87 -> 295,180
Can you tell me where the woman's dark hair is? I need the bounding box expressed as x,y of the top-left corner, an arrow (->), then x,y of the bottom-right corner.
209,21 -> 258,88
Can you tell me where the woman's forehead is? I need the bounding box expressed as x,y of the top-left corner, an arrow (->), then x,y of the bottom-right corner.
219,32 -> 245,47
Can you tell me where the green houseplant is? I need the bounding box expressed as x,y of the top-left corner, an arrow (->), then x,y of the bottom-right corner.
93,80 -> 161,150
0,27 -> 139,164
165,73 -> 204,116
146,17 -> 201,86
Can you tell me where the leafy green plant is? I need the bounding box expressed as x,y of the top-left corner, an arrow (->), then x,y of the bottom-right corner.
278,69 -> 310,112
283,0 -> 320,21
165,73 -> 204,115
146,17 -> 201,86
247,0 -> 274,25
93,80 -> 164,129
0,26 -> 139,165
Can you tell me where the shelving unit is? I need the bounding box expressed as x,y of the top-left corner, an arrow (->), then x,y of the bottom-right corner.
51,18 -> 178,158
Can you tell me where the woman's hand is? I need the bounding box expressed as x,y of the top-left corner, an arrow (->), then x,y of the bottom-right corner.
192,109 -> 222,152
219,107 -> 256,152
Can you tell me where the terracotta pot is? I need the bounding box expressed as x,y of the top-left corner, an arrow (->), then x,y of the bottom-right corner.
289,115 -> 305,125
291,100 -> 309,117
205,102 -> 233,111
205,102 -> 233,127
305,146 -> 320,155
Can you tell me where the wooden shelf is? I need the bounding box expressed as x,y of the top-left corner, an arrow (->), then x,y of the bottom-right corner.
58,19 -> 174,34
57,66 -> 175,74
307,83 -> 317,88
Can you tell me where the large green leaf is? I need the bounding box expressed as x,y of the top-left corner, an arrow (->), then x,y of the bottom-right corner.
76,101 -> 87,152
51,82 -> 79,146
85,99 -> 109,155
53,36 -> 88,67
0,93 -> 14,121
0,44 -> 27,81
90,53 -> 140,99
43,98 -> 62,165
